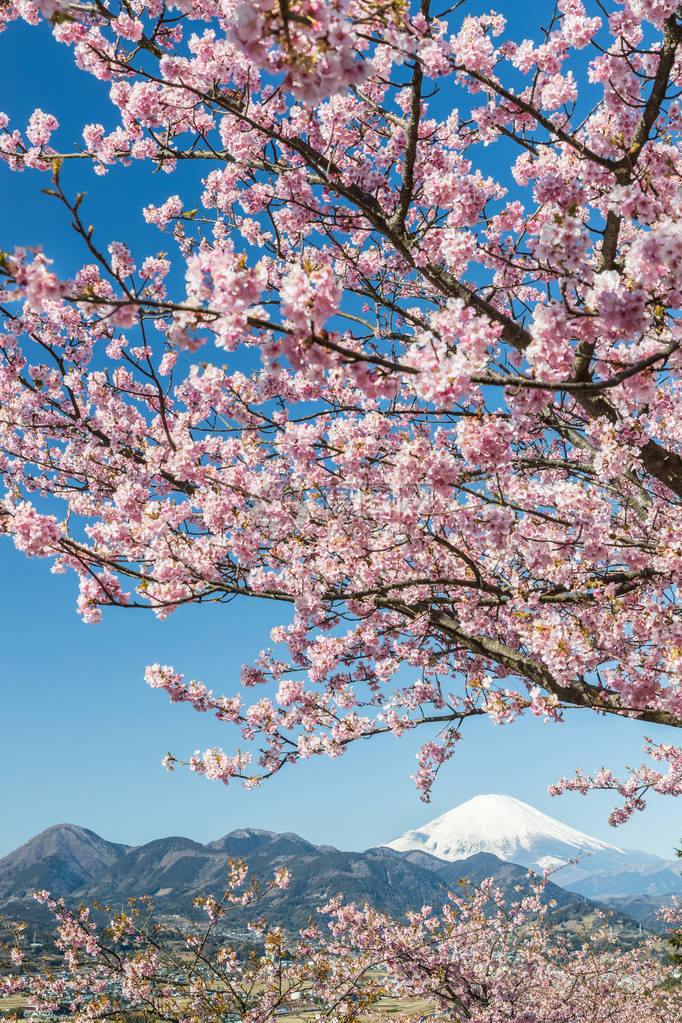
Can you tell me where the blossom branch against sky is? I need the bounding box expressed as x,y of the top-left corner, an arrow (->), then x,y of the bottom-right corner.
2,1 -> 682,827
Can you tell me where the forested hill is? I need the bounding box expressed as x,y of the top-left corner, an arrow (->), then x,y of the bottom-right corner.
0,825 -> 649,945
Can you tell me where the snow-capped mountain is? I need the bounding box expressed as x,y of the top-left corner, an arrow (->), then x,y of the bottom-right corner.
383,794 -> 682,898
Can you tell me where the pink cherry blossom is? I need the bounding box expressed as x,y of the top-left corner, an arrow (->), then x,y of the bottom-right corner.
4,861 -> 680,1023
1,0 -> 682,826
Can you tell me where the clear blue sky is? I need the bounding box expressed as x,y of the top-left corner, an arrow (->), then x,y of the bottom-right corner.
1,6 -> 681,862
2,536 -> 680,859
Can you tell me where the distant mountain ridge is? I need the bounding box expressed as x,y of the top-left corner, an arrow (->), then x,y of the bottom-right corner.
0,793 -> 674,945
0,823 -> 130,899
0,826 -> 455,930
383,794 -> 682,900
0,820 -> 654,946
385,794 -> 624,865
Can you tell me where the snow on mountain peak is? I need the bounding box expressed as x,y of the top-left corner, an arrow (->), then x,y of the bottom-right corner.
383,793 -> 626,869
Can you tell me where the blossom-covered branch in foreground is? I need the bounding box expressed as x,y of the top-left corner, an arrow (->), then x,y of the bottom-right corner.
2,1 -> 682,813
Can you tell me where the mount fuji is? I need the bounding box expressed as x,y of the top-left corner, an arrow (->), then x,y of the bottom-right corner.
383,794 -> 682,899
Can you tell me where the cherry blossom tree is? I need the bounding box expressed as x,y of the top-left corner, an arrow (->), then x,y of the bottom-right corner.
2,862 -> 680,1023
2,0 -> 682,817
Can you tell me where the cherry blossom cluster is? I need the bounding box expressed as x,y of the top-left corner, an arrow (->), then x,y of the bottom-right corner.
2,0 -> 682,818
1,862 -> 680,1023
229,0 -> 376,103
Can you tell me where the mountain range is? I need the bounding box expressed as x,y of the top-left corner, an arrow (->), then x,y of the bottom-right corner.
1,795 -> 678,943
0,824 -> 580,933
384,794 -> 682,900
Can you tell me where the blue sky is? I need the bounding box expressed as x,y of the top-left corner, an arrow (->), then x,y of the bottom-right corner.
1,5 -> 681,863
2,529 -> 680,859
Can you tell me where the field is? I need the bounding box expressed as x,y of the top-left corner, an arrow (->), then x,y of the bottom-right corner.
1,993 -> 436,1021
